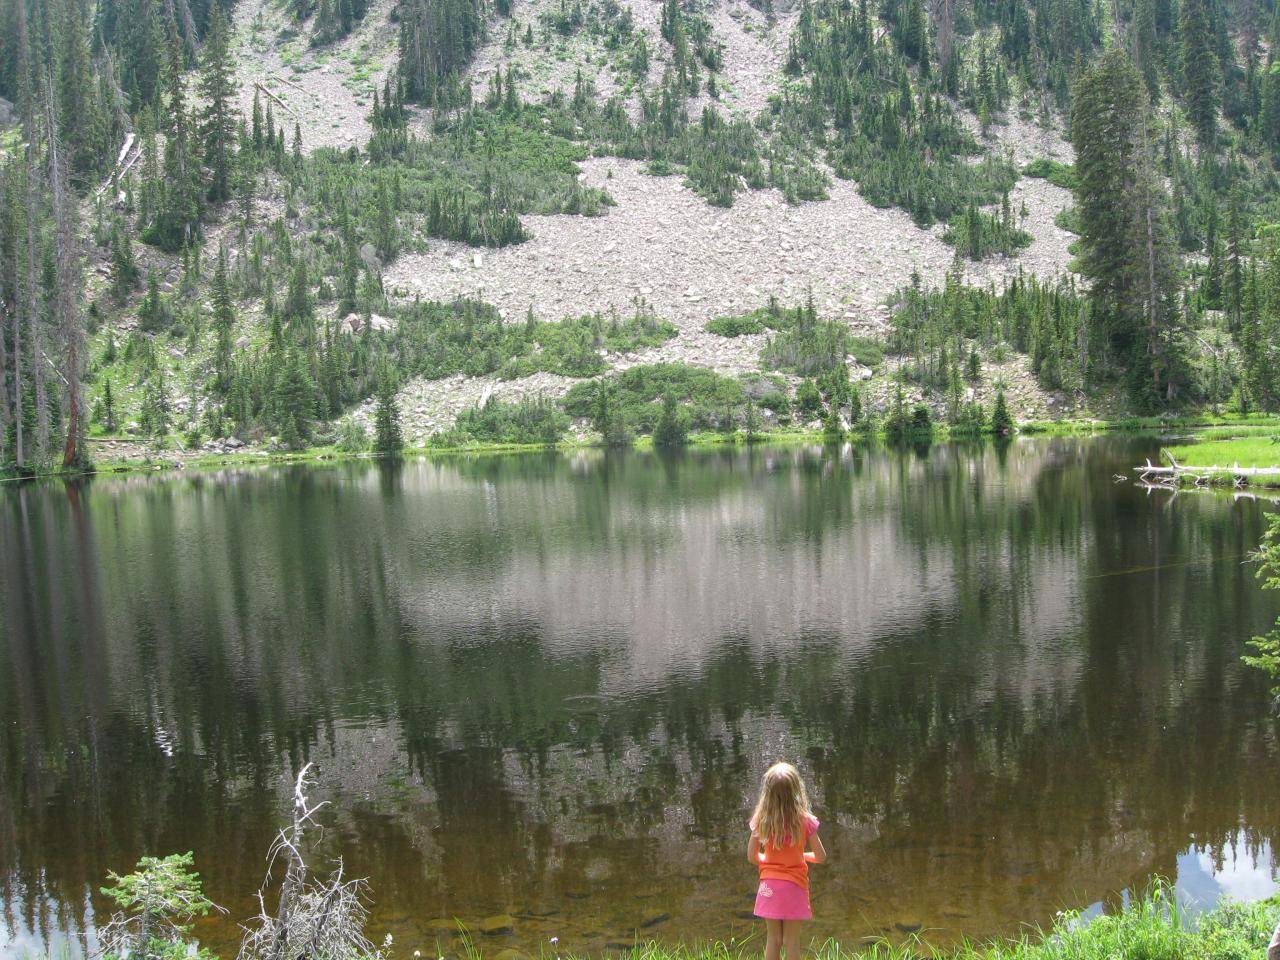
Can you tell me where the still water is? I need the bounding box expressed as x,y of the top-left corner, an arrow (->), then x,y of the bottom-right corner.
2,437 -> 1278,958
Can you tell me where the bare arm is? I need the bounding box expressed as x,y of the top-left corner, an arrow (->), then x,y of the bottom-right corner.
747,832 -> 762,866
1267,920 -> 1280,960
804,831 -> 826,864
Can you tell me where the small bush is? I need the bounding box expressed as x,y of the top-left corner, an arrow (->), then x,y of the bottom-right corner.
1022,157 -> 1077,189
434,396 -> 569,446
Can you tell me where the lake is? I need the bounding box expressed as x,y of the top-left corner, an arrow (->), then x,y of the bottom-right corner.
1,436 -> 1278,958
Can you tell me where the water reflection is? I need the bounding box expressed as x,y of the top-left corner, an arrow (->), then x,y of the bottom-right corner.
1177,836 -> 1278,908
0,438 -> 1277,957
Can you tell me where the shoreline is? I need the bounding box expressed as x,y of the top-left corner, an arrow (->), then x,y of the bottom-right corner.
4,413 -> 1279,484
16,890 -> 1280,960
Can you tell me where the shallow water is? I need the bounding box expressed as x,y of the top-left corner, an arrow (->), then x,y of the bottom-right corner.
1,437 -> 1278,958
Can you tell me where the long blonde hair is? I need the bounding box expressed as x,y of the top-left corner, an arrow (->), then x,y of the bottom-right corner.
751,762 -> 811,848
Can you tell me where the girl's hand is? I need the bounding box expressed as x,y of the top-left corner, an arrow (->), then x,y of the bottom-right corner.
747,831 -> 762,866
806,831 -> 827,864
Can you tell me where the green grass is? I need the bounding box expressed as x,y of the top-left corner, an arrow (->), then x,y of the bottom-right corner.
1020,413 -> 1280,436
1163,436 -> 1280,471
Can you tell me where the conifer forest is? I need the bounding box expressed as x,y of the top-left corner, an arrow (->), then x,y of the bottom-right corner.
0,0 -> 1277,466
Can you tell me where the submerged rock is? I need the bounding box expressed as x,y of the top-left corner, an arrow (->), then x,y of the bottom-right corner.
478,914 -> 516,936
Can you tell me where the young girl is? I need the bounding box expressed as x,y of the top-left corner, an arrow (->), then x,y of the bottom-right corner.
747,762 -> 826,960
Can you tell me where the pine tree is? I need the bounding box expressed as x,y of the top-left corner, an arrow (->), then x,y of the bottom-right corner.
374,180 -> 397,261
1261,58 -> 1280,156
109,220 -> 140,301
144,50 -> 204,250
1072,48 -> 1184,404
59,0 -> 107,174
211,243 -> 235,393
198,2 -> 238,203
653,392 -> 688,447
102,378 -> 117,431
1180,0 -> 1218,149
373,374 -> 404,456
273,349 -> 316,448
1133,0 -> 1160,98
140,364 -> 172,437
822,400 -> 843,437
283,258 -> 314,339
45,83 -> 89,470
991,387 -> 1013,435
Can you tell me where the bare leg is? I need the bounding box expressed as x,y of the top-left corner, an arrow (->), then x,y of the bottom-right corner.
782,919 -> 803,960
764,919 -> 783,960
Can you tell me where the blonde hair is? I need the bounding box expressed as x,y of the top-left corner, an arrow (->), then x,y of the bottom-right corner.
751,762 -> 811,848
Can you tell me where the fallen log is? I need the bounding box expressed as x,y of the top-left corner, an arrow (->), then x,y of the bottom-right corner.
269,72 -> 315,98
255,81 -> 299,117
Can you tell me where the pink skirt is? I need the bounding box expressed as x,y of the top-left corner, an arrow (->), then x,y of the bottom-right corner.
753,878 -> 812,920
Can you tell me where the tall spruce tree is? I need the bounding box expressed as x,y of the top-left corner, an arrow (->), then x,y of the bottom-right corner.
1072,47 -> 1185,405
1180,0 -> 1218,148
144,47 -> 203,250
198,2 -> 237,204
373,374 -> 404,456
59,0 -> 107,174
211,243 -> 235,393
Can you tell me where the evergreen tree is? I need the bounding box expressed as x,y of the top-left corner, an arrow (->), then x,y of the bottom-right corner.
1261,58 -> 1280,156
198,2 -> 238,204
373,374 -> 404,456
273,349 -> 316,448
211,243 -> 235,393
374,180 -> 398,261
822,400 -> 843,437
59,0 -> 107,174
1133,0 -> 1160,99
109,220 -> 140,301
282,258 -> 314,340
653,392 -> 688,447
1180,0 -> 1218,148
139,364 -> 172,437
144,51 -> 204,250
991,387 -> 1013,435
1072,48 -> 1185,405
101,378 -> 117,432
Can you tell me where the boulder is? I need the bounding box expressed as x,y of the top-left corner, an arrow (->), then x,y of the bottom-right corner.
478,915 -> 515,936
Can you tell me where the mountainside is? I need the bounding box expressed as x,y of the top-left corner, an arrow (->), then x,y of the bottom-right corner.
0,0 -> 1278,470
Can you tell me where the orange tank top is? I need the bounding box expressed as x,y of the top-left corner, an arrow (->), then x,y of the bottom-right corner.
751,814 -> 820,889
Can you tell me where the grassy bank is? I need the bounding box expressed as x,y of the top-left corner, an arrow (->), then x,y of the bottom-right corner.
7,414 -> 1280,484
1021,412 -> 1280,435
1159,432 -> 1280,486
1164,437 -> 1280,470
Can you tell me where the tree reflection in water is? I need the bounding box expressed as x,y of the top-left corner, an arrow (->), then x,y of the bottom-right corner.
0,437 -> 1277,957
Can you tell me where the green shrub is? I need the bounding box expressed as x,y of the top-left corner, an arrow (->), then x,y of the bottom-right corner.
1022,158 -> 1078,189
434,396 -> 569,445
943,205 -> 1033,260
562,363 -> 747,434
652,392 -> 690,447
